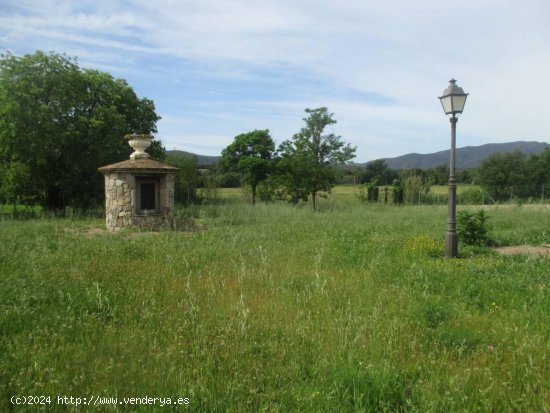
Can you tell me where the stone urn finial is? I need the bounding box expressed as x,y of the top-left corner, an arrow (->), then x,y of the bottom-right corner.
126,134 -> 152,160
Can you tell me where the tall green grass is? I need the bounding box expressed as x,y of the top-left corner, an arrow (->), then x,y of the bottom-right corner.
1,203 -> 549,412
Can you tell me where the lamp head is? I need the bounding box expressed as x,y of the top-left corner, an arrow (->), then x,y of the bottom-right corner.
439,79 -> 468,116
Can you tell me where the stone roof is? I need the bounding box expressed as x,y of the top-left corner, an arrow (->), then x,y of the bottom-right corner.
98,158 -> 178,173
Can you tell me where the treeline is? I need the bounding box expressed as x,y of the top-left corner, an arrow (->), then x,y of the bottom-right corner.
476,149 -> 550,201
173,146 -> 550,207
336,160 -> 474,186
316,148 -> 550,203
2,51 -> 549,211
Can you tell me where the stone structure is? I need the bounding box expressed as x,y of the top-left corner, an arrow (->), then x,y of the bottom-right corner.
98,134 -> 178,231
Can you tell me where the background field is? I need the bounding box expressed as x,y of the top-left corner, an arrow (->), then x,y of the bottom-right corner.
1,201 -> 549,412
202,184 -> 490,206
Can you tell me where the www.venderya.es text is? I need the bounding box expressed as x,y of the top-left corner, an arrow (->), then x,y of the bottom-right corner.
11,395 -> 190,407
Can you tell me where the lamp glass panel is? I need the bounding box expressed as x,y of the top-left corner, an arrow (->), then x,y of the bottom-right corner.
451,95 -> 467,113
440,96 -> 453,114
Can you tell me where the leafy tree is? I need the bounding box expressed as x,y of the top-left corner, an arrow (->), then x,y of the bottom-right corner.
457,168 -> 474,185
0,161 -> 34,209
0,51 -> 162,209
363,159 -> 396,185
217,171 -> 242,188
425,164 -> 450,185
256,177 -> 278,203
277,107 -> 356,210
221,130 -> 275,205
348,165 -> 364,185
165,153 -> 201,206
478,150 -> 528,201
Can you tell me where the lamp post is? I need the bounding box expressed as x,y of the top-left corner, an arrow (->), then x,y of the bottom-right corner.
439,79 -> 468,258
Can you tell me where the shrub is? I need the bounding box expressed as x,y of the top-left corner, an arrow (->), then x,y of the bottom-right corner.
457,209 -> 492,246
367,185 -> 379,202
356,181 -> 380,203
459,188 -> 487,205
392,179 -> 404,205
403,175 -> 430,205
356,184 -> 367,202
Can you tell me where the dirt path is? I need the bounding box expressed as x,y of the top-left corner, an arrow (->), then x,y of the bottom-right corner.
493,244 -> 550,256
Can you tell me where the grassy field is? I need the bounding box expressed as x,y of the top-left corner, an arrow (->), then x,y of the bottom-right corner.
203,184 -> 494,207
1,202 -> 549,412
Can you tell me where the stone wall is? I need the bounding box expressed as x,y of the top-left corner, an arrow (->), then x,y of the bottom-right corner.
104,172 -> 175,231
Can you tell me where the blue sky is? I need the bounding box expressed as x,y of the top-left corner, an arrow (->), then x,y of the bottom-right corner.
1,0 -> 549,162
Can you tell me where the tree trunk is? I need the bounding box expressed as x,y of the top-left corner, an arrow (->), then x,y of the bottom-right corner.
311,191 -> 317,210
252,185 -> 256,205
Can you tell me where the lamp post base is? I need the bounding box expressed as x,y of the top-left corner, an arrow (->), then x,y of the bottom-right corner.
445,231 -> 458,258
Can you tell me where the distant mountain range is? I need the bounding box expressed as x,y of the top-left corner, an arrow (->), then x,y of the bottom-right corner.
167,150 -> 221,166
167,141 -> 549,170
376,141 -> 549,170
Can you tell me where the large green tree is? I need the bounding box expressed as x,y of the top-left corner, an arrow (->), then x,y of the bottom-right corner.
477,150 -> 528,201
0,51 -> 162,209
278,107 -> 356,210
363,159 -> 397,185
221,129 -> 275,205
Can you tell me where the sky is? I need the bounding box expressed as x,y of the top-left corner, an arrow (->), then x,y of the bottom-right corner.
1,0 -> 549,162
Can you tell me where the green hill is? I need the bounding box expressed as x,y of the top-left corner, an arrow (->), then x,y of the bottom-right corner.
376,141 -> 549,170
166,150 -> 221,166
